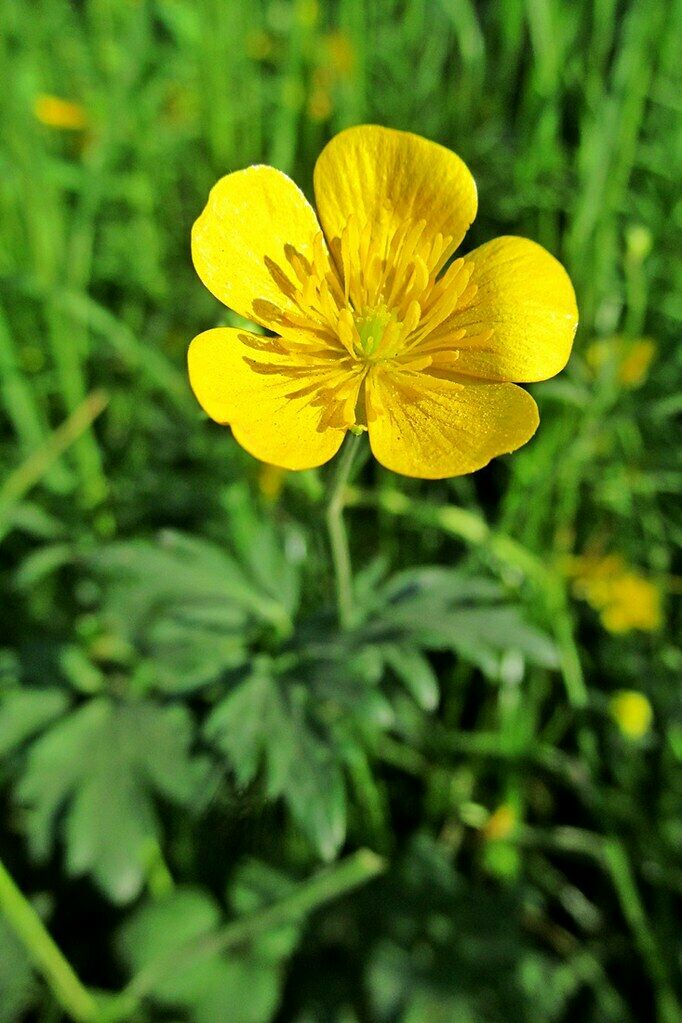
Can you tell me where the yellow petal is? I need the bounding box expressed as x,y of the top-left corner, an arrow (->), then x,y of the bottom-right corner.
441,236 -> 578,383
191,166 -> 325,327
313,124 -> 477,257
188,328 -> 352,470
34,94 -> 88,130
366,367 -> 538,479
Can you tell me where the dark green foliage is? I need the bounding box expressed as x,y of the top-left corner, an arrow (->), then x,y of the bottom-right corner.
16,697 -> 208,902
0,918 -> 35,1023
1,1 -> 680,1021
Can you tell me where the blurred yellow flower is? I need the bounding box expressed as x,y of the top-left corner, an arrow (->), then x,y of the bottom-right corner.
307,81 -> 333,122
568,554 -> 662,633
609,691 -> 653,741
586,335 -> 656,388
306,33 -> 354,123
188,125 -> 578,476
324,31 -> 355,77
34,94 -> 87,131
483,804 -> 517,841
246,30 -> 275,62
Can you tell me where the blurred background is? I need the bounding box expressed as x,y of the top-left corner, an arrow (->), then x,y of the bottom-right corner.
1,1 -> 681,1021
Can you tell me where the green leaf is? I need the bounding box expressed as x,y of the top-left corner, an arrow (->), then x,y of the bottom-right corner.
223,483 -> 301,616
16,697 -> 208,902
206,666 -> 346,860
285,729 -> 346,862
382,646 -> 440,711
0,917 -> 36,1023
0,688 -> 70,758
91,531 -> 294,693
117,884 -> 295,1023
367,568 -> 558,677
229,859 -> 299,959
205,661 -> 294,793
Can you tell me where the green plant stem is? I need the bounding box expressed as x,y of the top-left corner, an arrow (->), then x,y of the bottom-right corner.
0,858 -> 99,1023
0,389 -> 109,545
326,432 -> 363,629
603,839 -> 681,1023
123,847 -> 384,1006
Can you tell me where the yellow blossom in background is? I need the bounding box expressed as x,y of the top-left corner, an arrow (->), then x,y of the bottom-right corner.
258,463 -> 286,501
188,125 -> 578,477
306,77 -> 333,122
619,340 -> 656,386
34,94 -> 87,131
568,553 -> 662,633
483,804 -> 517,841
306,33 -> 354,123
585,335 -> 656,389
609,691 -> 653,741
246,29 -> 275,62
324,31 -> 355,77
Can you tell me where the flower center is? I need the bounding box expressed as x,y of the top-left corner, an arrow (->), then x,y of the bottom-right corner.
354,306 -> 394,358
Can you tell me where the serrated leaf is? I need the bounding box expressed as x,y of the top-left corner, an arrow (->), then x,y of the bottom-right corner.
0,688 -> 70,757
206,668 -> 346,860
223,483 -> 301,615
16,697 -> 208,902
205,663 -> 294,793
367,568 -> 558,675
91,531 -> 294,693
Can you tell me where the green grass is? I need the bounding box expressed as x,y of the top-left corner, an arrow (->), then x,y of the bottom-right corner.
1,1 -> 681,1022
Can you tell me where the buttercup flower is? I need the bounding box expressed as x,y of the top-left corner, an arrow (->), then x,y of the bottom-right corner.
609,691 -> 653,741
34,94 -> 88,130
188,125 -> 578,477
483,804 -> 517,841
567,553 -> 662,633
586,335 -> 656,389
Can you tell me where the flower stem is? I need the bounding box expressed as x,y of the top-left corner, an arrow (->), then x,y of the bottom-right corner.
326,432 -> 363,629
122,848 -> 384,1005
0,857 -> 99,1022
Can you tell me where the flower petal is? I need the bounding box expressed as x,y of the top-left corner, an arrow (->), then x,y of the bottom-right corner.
192,166 -> 325,327
188,328 -> 354,470
366,366 -> 539,479
440,236 -> 578,382
313,124 -> 477,257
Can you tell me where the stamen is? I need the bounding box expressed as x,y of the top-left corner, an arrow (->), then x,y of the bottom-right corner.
256,210 -> 481,390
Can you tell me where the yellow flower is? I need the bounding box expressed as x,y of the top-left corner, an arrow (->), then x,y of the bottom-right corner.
188,125 -> 578,476
34,94 -> 87,131
585,335 -> 656,388
609,691 -> 653,741
568,554 -> 662,633
483,804 -> 517,841
246,30 -> 275,62
307,80 -> 333,122
323,32 -> 355,78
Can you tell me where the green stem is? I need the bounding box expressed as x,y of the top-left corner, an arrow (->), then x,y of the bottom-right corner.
603,839 -> 681,1023
0,858 -> 99,1022
123,848 -> 384,1006
0,390 -> 108,545
326,432 -> 363,629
